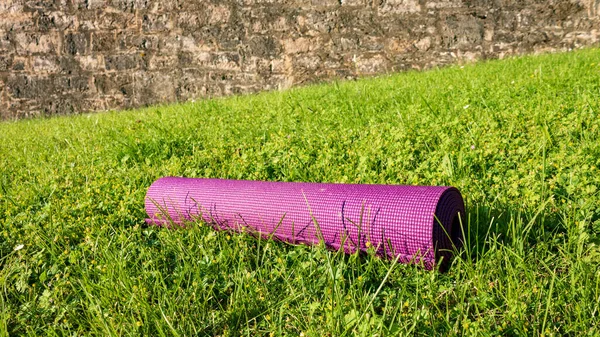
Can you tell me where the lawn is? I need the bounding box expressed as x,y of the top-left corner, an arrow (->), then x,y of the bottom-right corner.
1,48 -> 600,336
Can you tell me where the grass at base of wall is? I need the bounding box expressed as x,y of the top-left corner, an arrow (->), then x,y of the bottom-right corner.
1,48 -> 600,336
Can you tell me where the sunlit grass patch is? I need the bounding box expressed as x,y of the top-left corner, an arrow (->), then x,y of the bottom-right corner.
1,48 -> 600,335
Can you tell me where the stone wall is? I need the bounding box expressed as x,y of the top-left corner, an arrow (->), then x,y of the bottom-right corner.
1,0 -> 599,119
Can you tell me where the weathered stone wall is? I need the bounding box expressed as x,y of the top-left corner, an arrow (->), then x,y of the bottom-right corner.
1,0 -> 599,119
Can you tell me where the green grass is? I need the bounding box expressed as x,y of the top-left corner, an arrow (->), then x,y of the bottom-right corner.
1,48 -> 600,336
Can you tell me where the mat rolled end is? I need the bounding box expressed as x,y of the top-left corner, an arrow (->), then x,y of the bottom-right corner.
432,187 -> 465,271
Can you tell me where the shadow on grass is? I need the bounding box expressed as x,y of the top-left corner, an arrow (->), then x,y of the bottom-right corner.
459,201 -> 564,263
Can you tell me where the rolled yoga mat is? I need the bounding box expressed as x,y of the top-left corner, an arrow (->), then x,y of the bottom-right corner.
145,177 -> 465,269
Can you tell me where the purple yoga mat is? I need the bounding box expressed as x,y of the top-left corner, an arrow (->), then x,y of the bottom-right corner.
145,177 -> 465,269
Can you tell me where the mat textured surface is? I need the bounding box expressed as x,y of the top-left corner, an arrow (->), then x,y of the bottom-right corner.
145,177 -> 465,269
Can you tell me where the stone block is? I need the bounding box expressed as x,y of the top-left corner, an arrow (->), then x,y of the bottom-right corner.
64,32 -> 90,55
76,10 -> 99,31
247,36 -> 281,57
36,11 -> 78,31
1,99 -> 25,120
269,58 -> 287,73
0,55 -> 12,71
147,54 -> 179,70
170,1 -> 206,12
74,0 -> 106,10
293,54 -> 321,71
354,54 -> 389,74
269,16 -> 290,32
92,32 -> 117,52
341,0 -> 367,6
11,56 -> 28,71
336,9 -> 380,34
58,56 -> 83,75
109,0 -> 144,12
424,0 -> 462,9
0,12 -> 36,31
209,5 -> 232,24
176,51 -> 194,69
378,0 -> 421,15
80,98 -> 107,112
176,68 -> 208,101
273,74 -> 294,90
54,75 -> 94,93
206,71 -> 237,82
94,73 -> 134,94
116,32 -> 161,52
359,36 -> 386,51
212,52 -> 241,71
187,51 -> 241,71
142,13 -> 173,32
32,55 -> 61,72
14,32 -> 61,55
133,71 -> 176,105
282,37 -> 314,53
322,58 -> 342,70
385,37 -> 413,53
40,96 -> 76,116
193,24 -> 245,49
242,0 -> 300,4
0,30 -> 11,53
298,11 -> 336,35
0,1 -> 24,14
157,34 -> 181,54
337,36 -> 359,51
439,14 -> 484,49
176,12 -> 210,32
308,0 -> 340,5
415,36 -> 432,51
22,0 -> 66,11
251,58 -> 274,78
75,55 -> 105,71
104,54 -> 141,71
180,35 -> 211,53
102,94 -> 126,109
6,74 -> 55,99
96,11 -> 139,30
